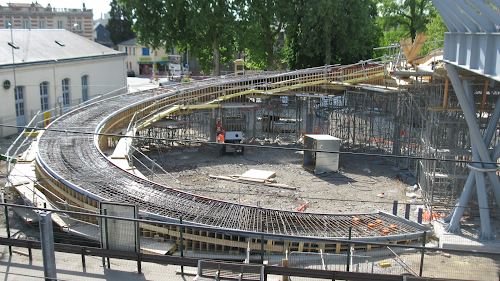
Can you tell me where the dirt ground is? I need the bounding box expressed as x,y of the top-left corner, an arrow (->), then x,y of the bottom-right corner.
135,141 -> 422,218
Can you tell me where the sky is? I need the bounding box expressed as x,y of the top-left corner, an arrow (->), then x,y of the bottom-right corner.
2,1 -> 111,19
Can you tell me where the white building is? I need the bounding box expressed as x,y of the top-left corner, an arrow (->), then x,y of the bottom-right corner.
0,29 -> 127,137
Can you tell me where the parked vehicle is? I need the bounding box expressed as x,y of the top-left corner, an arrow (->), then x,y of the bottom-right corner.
127,70 -> 135,77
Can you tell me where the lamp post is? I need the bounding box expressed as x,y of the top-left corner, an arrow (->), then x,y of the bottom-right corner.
8,22 -> 18,99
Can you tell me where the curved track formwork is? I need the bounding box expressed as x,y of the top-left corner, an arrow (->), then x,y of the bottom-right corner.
35,69 -> 427,246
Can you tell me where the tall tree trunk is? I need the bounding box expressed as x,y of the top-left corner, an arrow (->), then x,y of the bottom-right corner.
267,38 -> 274,71
324,17 -> 332,65
410,0 -> 416,40
212,39 -> 220,76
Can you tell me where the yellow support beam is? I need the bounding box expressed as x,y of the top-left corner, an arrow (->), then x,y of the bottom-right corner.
136,105 -> 180,131
267,80 -> 327,94
342,72 -> 384,84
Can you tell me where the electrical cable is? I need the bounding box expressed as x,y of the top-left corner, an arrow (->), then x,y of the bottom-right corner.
1,123 -> 499,166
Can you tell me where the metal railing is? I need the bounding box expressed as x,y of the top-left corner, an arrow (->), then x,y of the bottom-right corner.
0,202 -> 497,280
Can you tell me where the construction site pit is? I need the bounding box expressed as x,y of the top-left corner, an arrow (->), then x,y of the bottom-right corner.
133,138 -> 423,220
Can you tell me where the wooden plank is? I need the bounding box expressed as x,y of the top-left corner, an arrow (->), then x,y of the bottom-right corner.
263,183 -> 296,190
343,72 -> 384,84
407,33 -> 428,63
400,37 -> 412,59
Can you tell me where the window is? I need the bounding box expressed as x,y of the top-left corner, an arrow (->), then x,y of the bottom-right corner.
57,21 -> 63,29
171,48 -> 174,55
125,47 -> 128,54
81,75 -> 88,102
142,48 -> 149,56
62,78 -> 70,107
23,20 -> 30,29
39,21 -> 45,28
15,86 -> 26,129
40,82 -> 49,111
5,20 -> 11,29
77,21 -> 82,31
15,86 -> 25,117
133,48 -> 135,56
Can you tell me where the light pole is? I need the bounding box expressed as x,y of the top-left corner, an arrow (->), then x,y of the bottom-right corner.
8,22 -> 18,98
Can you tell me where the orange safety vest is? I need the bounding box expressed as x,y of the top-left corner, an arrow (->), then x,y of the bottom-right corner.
217,134 -> 224,143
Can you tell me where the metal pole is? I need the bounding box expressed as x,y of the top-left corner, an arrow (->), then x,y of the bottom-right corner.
419,231 -> 426,277
39,212 -> 57,281
3,198 -> 11,255
405,203 -> 411,220
346,226 -> 352,272
261,221 -> 265,264
180,216 -> 184,274
393,200 -> 398,216
104,209 -> 110,269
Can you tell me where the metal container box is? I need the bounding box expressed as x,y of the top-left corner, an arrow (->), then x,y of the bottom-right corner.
303,134 -> 340,174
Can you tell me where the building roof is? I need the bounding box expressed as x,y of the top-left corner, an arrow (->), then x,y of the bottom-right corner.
117,38 -> 140,47
6,3 -> 44,8
0,29 -> 125,67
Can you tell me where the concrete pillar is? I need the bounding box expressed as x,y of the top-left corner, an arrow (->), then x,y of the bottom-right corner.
305,99 -> 313,134
39,212 -> 57,280
209,109 -> 216,142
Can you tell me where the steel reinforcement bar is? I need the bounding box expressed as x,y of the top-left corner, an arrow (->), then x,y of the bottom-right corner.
35,68 -> 427,240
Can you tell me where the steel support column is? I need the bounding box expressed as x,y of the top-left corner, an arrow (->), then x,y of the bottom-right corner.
445,64 -> 499,241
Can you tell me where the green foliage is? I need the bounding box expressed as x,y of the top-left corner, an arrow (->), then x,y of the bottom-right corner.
419,13 -> 447,56
285,0 -> 379,69
121,0 -> 236,76
378,0 -> 434,40
181,78 -> 191,82
234,0 -> 288,71
106,0 -> 135,45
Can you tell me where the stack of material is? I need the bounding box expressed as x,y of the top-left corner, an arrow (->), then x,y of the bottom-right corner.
209,169 -> 296,190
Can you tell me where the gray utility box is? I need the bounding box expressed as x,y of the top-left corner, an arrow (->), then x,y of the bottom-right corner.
221,131 -> 244,155
303,134 -> 340,174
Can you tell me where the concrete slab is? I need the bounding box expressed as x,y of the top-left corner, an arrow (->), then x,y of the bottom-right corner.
0,244 -> 193,281
434,220 -> 500,252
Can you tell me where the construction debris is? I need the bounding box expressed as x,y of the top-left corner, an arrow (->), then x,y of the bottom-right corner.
209,172 -> 296,190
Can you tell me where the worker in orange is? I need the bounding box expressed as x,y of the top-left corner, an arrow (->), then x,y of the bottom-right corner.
217,133 -> 224,143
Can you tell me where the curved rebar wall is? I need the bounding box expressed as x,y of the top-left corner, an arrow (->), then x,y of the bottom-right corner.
36,69 -> 427,240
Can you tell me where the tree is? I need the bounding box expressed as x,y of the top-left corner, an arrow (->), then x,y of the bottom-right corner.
106,0 -> 135,45
234,0 -> 288,71
121,0 -> 236,76
378,0 -> 433,40
419,13 -> 447,55
285,0 -> 379,69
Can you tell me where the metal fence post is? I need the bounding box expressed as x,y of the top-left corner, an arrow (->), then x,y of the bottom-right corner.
261,221 -> 265,264
418,208 -> 423,224
346,226 -> 352,272
104,209 -> 110,269
39,212 -> 57,281
405,203 -> 411,219
3,198 -> 11,255
180,216 -> 184,274
393,200 -> 398,216
419,231 -> 427,276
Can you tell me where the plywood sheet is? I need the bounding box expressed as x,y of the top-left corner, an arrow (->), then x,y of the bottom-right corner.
241,169 -> 276,180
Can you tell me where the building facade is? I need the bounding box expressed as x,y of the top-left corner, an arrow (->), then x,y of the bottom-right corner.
0,2 -> 93,40
94,22 -> 113,48
0,29 -> 127,137
117,38 -> 185,76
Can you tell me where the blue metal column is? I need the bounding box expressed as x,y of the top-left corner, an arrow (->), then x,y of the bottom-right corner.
445,64 -> 499,240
